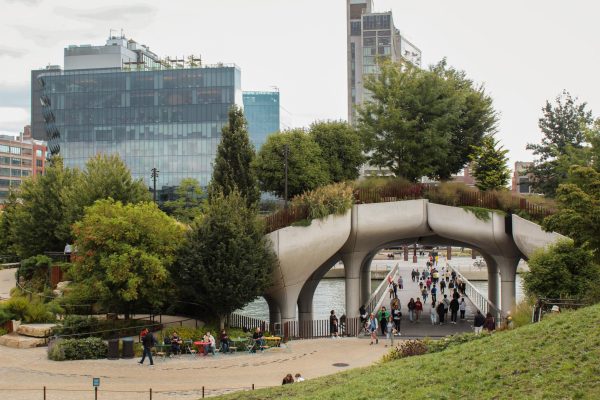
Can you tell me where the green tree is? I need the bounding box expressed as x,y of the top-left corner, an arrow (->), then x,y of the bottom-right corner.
173,191 -> 276,327
309,120 -> 365,182
255,129 -> 330,199
358,59 -> 497,181
162,178 -> 204,223
526,91 -> 594,196
523,239 -> 600,301
210,106 -> 260,207
469,135 -> 511,191
69,200 -> 185,317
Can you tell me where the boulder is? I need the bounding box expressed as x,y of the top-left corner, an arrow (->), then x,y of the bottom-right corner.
0,333 -> 47,348
55,281 -> 71,291
17,323 -> 57,338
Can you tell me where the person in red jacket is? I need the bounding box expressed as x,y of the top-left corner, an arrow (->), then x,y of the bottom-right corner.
414,298 -> 423,321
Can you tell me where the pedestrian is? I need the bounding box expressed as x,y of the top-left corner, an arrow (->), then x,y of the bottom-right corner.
426,277 -> 432,290
415,298 -> 423,321
473,310 -> 485,334
483,312 -> 496,332
452,288 -> 460,300
330,310 -> 339,338
459,298 -> 466,319
385,315 -> 395,347
443,294 -> 450,318
407,298 -> 416,322
398,276 -> 404,290
368,313 -> 378,345
432,270 -> 439,284
411,269 -> 416,282
139,328 -> 155,366
282,374 -> 294,385
431,285 -> 437,303
377,306 -> 389,336
449,297 -> 459,324
451,270 -> 457,281
445,270 -> 450,282
294,373 -> 305,382
430,302 -> 438,325
439,279 -> 446,294
436,301 -> 446,324
392,281 -> 398,299
448,279 -> 455,293
391,304 -> 402,335
421,287 -> 428,303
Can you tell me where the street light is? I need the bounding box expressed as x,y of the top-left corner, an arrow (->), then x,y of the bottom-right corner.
151,167 -> 159,204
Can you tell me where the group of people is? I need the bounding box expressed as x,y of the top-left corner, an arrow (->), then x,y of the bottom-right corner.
282,373 -> 305,385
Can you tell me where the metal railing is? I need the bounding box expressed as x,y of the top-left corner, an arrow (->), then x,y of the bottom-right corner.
364,263 -> 399,316
227,313 -> 269,333
447,264 -> 501,321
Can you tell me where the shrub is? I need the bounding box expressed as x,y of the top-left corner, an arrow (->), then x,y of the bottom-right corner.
291,182 -> 353,220
4,296 -> 29,320
511,299 -> 535,328
54,315 -> 100,337
0,327 -> 7,336
18,255 -> 53,290
48,337 -> 107,361
0,305 -> 16,325
24,302 -> 55,323
382,339 -> 428,362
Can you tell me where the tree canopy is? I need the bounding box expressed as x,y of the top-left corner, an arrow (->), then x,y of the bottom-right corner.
254,129 -> 330,199
309,121 -> 365,182
69,199 -> 185,316
210,105 -> 260,207
469,135 -> 511,191
526,91 -> 594,196
172,191 -> 276,325
358,59 -> 497,181
162,178 -> 204,224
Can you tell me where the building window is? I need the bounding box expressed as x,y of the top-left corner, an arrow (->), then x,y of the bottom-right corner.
363,37 -> 376,46
36,160 -> 43,167
0,145 -> 8,154
36,149 -> 43,157
10,147 -> 21,155
350,21 -> 361,36
0,156 -> 9,165
11,169 -> 21,177
0,179 -> 9,187
11,158 -> 21,166
0,168 -> 9,176
21,170 -> 30,177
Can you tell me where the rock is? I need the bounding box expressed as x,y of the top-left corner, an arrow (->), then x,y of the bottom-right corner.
55,281 -> 71,291
17,323 -> 57,338
0,333 -> 47,348
52,289 -> 63,297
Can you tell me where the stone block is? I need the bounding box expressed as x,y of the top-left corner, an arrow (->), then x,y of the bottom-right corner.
17,323 -> 57,338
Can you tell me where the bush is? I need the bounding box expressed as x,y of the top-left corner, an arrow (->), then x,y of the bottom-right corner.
54,316 -> 157,339
17,255 -> 53,292
291,182 -> 353,220
48,337 -> 107,361
382,339 -> 428,362
4,296 -> 29,320
0,327 -> 7,336
511,299 -> 535,328
24,302 -> 55,323
54,315 -> 100,337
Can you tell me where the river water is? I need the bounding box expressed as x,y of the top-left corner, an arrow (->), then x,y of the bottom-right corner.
238,258 -> 525,321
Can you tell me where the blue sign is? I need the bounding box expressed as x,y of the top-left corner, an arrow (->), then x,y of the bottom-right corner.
93,378 -> 100,387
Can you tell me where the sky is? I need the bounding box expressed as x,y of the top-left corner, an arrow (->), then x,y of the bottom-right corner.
0,0 -> 598,168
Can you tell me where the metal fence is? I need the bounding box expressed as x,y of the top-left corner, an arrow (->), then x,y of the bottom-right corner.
447,264 -> 501,321
364,263 -> 399,316
227,313 -> 269,333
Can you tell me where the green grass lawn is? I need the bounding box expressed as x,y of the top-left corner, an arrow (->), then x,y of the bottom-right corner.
215,304 -> 600,399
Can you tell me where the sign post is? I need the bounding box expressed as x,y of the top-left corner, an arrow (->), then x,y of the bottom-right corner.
93,378 -> 100,400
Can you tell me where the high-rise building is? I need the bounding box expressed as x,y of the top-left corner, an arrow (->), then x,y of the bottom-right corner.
0,126 -> 47,204
512,161 -> 534,194
346,0 -> 421,124
242,91 -> 280,149
31,34 -> 242,189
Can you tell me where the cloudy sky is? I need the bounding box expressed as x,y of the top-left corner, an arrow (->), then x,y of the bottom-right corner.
0,0 -> 598,167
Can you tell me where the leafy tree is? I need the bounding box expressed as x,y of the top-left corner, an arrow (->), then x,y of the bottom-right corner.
69,200 -> 185,317
162,178 -> 204,223
173,190 -> 276,327
255,129 -> 330,199
523,239 -> 600,301
309,121 -> 365,182
469,135 -> 511,191
543,165 -> 600,261
358,59 -> 497,181
210,106 -> 260,207
526,91 -> 594,196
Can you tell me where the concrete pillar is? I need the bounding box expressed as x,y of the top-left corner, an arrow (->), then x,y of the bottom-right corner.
483,255 -> 500,308
403,245 -> 408,261
413,244 -> 417,263
446,246 -> 452,260
497,257 -> 520,313
342,252 -> 368,318
297,280 -> 319,338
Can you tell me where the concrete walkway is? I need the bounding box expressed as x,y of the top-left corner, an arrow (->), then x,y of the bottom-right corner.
367,257 -> 478,338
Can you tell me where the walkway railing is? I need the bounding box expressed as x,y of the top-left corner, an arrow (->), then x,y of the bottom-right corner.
447,264 -> 501,321
283,316 -> 362,340
227,313 -> 268,333
364,263 -> 399,316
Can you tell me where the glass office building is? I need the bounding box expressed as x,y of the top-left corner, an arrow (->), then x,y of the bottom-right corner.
32,36 -> 242,189
242,91 -> 280,149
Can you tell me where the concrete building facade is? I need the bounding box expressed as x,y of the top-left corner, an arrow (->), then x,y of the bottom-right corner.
512,161 -> 534,194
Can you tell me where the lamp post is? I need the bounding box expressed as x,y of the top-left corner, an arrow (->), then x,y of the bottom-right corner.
151,167 -> 159,204
284,144 -> 289,209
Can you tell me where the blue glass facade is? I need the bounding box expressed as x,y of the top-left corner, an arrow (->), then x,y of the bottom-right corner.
35,66 -> 242,187
242,91 -> 280,149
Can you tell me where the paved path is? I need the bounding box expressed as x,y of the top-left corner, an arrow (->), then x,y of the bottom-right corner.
0,337 -> 388,399
368,256 -> 478,338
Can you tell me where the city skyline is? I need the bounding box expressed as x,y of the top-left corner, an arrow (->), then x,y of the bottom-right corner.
1,0 -> 600,168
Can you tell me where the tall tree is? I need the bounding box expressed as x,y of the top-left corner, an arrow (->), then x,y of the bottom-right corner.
254,129 -> 330,199
469,135 -> 511,191
209,106 -> 260,207
358,59 -> 497,182
69,200 -> 185,317
173,190 -> 276,327
309,120 -> 365,182
162,178 -> 204,224
526,91 -> 594,196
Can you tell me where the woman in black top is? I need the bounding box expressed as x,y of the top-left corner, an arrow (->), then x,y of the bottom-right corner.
330,310 -> 339,338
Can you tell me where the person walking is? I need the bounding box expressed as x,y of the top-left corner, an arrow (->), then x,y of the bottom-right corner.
431,285 -> 437,304
392,281 -> 398,299
398,276 -> 404,290
430,302 -> 438,325
473,310 -> 485,335
391,305 -> 402,335
442,295 -> 450,319
426,277 -> 432,290
459,298 -> 466,320
439,279 -> 446,294
415,298 -> 423,322
139,329 -> 156,366
377,307 -> 389,336
449,297 -> 459,324
368,313 -> 378,345
483,312 -> 496,332
421,287 -> 428,303
385,315 -> 395,347
330,310 -> 339,339
436,301 -> 446,324
411,269 -> 417,282
407,298 -> 416,322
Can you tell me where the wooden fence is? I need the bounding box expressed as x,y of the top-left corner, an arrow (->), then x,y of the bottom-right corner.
264,184 -> 553,233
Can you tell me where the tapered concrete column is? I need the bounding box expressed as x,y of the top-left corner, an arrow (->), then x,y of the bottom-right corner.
496,256 -> 520,313
297,283 -> 316,324
483,255 -> 500,308
264,295 -> 281,327
342,252 -> 368,318
360,266 -> 372,306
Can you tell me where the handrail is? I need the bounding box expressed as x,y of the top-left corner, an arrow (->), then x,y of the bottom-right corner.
364,263 -> 399,316
446,263 -> 501,322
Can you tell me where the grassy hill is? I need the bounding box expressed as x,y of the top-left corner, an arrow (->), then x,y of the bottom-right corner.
216,304 -> 600,399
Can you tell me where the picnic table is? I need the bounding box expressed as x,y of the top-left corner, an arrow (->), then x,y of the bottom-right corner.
263,336 -> 282,347
229,337 -> 249,351
193,341 -> 211,355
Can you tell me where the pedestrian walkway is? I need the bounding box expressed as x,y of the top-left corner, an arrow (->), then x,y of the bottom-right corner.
366,256 -> 478,338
